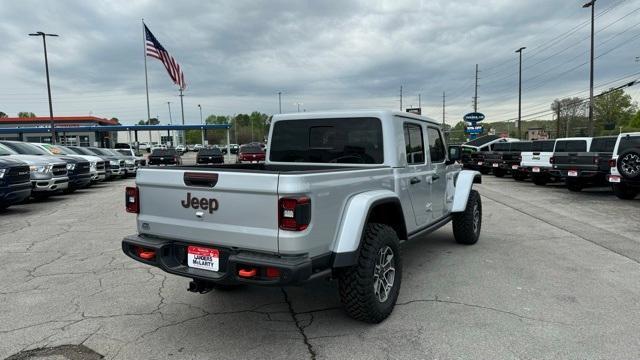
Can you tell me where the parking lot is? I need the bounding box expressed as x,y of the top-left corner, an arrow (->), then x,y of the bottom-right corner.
1,174 -> 638,359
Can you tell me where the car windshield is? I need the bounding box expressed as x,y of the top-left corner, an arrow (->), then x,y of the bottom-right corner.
115,150 -> 131,156
87,148 -> 113,156
0,144 -> 16,156
67,146 -> 94,156
0,141 -> 49,155
269,117 -> 384,164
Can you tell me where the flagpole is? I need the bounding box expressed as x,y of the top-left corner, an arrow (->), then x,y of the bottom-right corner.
142,19 -> 152,146
179,87 -> 185,146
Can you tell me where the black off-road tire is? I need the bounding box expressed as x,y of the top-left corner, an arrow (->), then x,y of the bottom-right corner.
616,148 -> 640,180
612,183 -> 639,200
566,179 -> 583,192
338,223 -> 402,324
452,189 -> 482,245
493,169 -> 505,178
532,174 -> 548,186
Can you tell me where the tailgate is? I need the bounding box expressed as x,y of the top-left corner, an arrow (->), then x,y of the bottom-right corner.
554,152 -> 597,170
135,168 -> 280,253
521,152 -> 552,167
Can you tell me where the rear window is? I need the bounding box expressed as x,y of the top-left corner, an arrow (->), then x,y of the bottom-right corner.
617,135 -> 640,154
532,140 -> 555,152
198,148 -> 222,155
151,149 -> 177,156
269,117 -> 383,164
511,142 -> 532,151
555,140 -> 587,152
589,137 -> 616,152
492,143 -> 510,151
240,145 -> 263,153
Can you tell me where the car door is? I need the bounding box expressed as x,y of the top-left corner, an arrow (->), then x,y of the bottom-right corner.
426,127 -> 448,220
402,122 -> 432,226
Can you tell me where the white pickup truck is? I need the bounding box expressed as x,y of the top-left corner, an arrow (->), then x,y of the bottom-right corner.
122,110 -> 483,323
520,138 -> 591,185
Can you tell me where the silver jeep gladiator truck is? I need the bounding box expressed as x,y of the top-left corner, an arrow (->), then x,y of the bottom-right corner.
122,110 -> 482,323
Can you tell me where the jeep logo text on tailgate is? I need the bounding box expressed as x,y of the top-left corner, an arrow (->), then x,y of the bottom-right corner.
181,192 -> 219,213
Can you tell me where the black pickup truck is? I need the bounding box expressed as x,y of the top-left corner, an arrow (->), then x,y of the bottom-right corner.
148,149 -> 182,166
484,141 -> 532,178
196,147 -> 224,164
0,151 -> 31,210
551,136 -> 616,192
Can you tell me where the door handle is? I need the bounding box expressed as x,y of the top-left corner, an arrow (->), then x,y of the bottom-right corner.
410,177 -> 421,185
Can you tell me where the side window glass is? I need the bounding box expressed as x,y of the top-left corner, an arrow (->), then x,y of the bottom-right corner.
427,127 -> 446,163
403,123 -> 425,164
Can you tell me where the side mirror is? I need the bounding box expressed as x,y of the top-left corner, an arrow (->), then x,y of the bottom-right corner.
448,145 -> 462,163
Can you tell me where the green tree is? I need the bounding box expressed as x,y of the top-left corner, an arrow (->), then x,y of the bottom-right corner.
628,111 -> 640,129
594,88 -> 636,134
551,97 -> 586,137
17,112 -> 36,118
0,111 -> 7,118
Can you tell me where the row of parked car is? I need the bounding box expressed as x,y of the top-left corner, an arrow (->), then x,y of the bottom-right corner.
0,141 -> 145,210
461,132 -> 640,200
144,142 -> 266,166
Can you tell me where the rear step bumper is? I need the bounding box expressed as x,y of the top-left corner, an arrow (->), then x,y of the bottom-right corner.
122,234 -> 315,286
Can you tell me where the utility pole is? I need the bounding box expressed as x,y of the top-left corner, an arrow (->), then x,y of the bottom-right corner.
473,64 -> 479,112
29,31 -> 59,144
179,88 -> 185,145
418,93 -> 421,111
167,102 -> 173,147
515,47 -> 526,140
583,0 -> 596,136
400,86 -> 403,111
278,91 -> 282,114
556,103 -> 561,139
198,104 -> 204,145
442,92 -> 446,126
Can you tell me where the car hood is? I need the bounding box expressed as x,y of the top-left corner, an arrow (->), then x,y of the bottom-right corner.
0,156 -> 29,168
67,154 -> 104,163
5,154 -> 65,165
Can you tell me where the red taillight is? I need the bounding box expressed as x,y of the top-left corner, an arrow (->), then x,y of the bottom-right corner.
279,197 -> 311,231
125,186 -> 139,213
266,267 -> 281,278
608,159 -> 616,168
135,246 -> 155,260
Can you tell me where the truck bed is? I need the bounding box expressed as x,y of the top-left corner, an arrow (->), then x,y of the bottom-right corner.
162,163 -> 386,173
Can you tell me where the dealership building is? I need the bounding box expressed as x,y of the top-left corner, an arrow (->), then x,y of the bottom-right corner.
0,116 -> 120,146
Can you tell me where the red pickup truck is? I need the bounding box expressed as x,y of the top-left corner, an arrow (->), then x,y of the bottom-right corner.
237,144 -> 265,163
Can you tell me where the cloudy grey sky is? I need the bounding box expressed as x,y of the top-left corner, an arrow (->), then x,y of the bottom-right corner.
1,0 -> 639,126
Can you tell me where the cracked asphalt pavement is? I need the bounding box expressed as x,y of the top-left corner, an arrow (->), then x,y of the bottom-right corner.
1,175 -> 639,359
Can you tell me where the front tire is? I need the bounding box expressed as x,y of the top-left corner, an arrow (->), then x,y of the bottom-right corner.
452,189 -> 482,245
338,223 -> 402,323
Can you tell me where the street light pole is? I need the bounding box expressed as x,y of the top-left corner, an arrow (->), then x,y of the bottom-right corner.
515,47 -> 526,140
29,31 -> 59,144
198,104 -> 204,145
278,91 -> 282,114
584,0 -> 596,136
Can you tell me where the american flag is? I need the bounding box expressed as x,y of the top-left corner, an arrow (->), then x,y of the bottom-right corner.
144,24 -> 186,90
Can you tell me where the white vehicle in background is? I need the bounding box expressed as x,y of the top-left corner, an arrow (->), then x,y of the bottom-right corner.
175,145 -> 186,154
150,144 -> 167,152
193,144 -> 203,151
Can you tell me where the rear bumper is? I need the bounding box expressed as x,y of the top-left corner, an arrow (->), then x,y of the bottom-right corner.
122,234 -> 317,286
